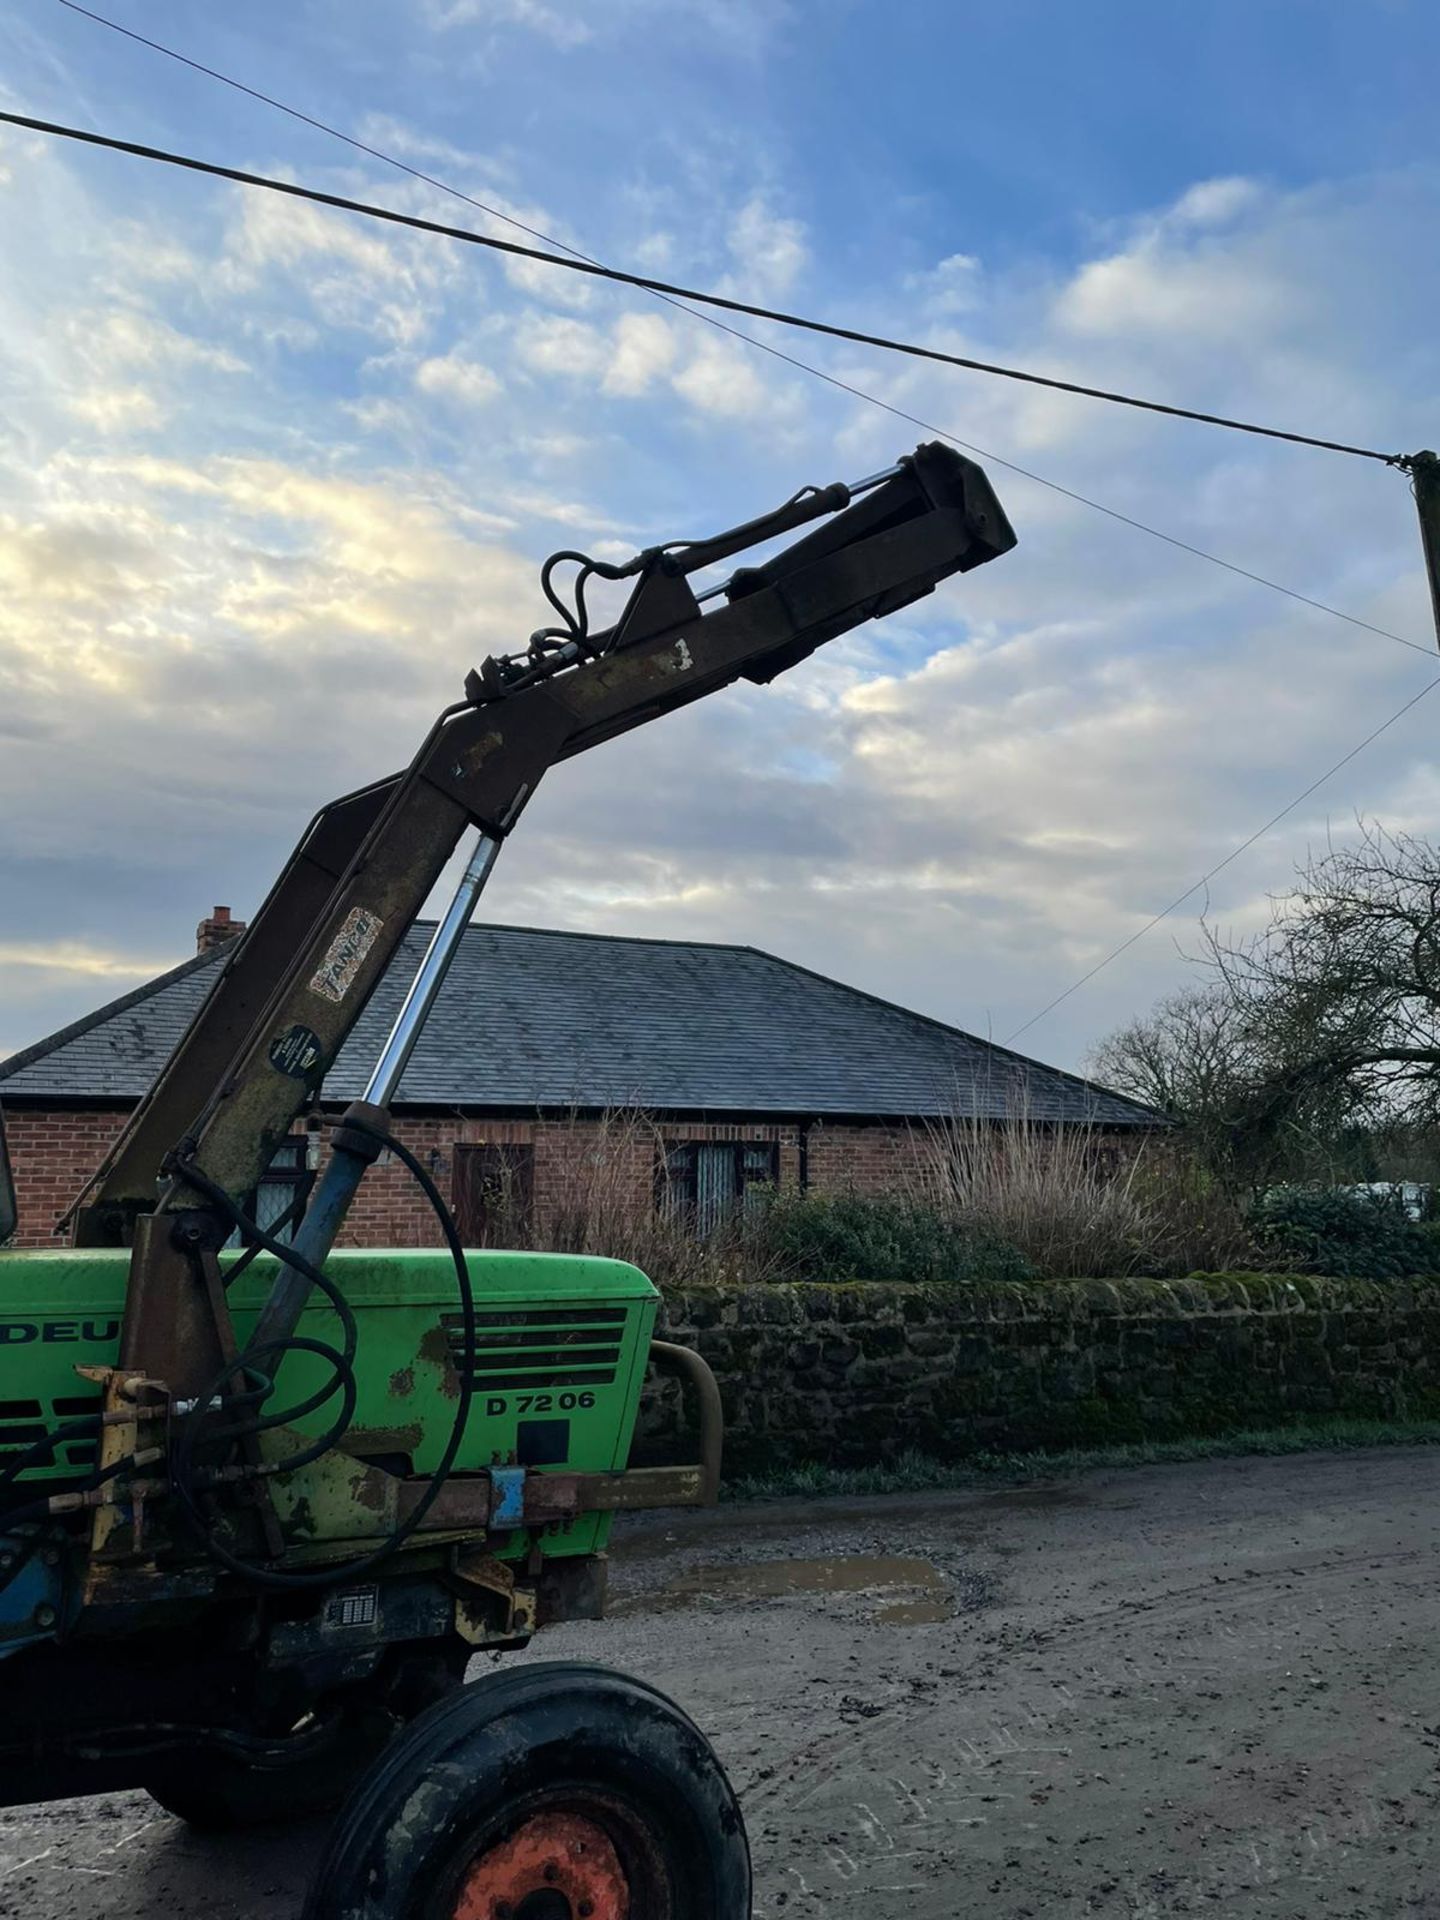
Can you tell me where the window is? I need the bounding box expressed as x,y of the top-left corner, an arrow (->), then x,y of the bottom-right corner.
224,1138 -> 313,1250
453,1144 -> 535,1245
661,1142 -> 778,1236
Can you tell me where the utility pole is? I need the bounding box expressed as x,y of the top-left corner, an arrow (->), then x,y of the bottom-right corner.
1411,449 -> 1440,650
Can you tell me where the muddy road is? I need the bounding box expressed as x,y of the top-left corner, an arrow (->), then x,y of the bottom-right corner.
3,1447 -> 1439,1917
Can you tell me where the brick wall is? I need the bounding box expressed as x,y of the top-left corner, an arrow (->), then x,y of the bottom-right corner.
1,1103 -> 925,1248
641,1273 -> 1440,1473
336,1116 -> 812,1247
805,1119 -> 928,1194
4,1108 -> 129,1246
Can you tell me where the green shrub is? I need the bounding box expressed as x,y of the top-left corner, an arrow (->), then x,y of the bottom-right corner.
1247,1186 -> 1440,1281
755,1189 -> 1035,1286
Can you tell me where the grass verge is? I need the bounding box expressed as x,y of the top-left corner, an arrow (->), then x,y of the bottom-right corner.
721,1417 -> 1440,1502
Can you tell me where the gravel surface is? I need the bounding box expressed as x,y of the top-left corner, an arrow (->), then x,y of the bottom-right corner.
3,1446 -> 1438,1917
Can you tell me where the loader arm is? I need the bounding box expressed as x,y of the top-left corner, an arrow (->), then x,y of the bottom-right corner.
96,441 -> 1012,1389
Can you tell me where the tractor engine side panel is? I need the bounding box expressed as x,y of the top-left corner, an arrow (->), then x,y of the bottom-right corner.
0,1246 -> 659,1568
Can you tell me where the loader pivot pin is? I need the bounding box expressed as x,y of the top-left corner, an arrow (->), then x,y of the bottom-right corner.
453,1810 -> 628,1920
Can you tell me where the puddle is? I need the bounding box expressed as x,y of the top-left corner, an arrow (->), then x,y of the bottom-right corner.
874,1594 -> 953,1625
615,1553 -> 954,1624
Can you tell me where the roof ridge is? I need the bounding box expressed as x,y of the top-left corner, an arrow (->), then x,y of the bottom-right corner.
746,945 -> 1164,1124
0,945 -> 226,1085
426,919 -> 757,958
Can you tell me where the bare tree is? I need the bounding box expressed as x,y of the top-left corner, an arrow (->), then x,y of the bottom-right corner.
1202,821 -> 1440,1147
1088,981 -> 1282,1183
1088,821 -> 1440,1186
1089,983 -> 1245,1115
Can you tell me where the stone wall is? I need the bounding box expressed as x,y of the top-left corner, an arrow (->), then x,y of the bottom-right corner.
640,1274 -> 1440,1472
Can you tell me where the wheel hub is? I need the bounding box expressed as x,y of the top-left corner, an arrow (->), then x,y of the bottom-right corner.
453,1811 -> 629,1920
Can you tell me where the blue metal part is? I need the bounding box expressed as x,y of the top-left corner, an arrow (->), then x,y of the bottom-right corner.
489,1467 -> 525,1529
0,1531 -> 70,1659
280,1139 -> 369,1291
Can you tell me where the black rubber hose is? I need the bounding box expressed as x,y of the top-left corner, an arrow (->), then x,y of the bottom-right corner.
0,1416 -> 104,1492
170,1154 -> 359,1370
167,1119 -> 477,1592
174,1338 -> 358,1487
0,1453 -> 138,1543
167,1153 -> 361,1440
223,1184 -> 310,1286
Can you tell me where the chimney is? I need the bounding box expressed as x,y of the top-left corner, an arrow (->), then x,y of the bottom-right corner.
196,905 -> 247,954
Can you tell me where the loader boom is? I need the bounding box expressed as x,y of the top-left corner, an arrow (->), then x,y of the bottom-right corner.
81,441 -> 1014,1392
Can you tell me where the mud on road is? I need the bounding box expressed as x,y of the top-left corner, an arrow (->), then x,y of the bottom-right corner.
3,1447 -> 1439,1917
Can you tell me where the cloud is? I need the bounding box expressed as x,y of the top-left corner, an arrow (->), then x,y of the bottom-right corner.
0,512 -> 166,612
0,940 -> 174,981
77,309 -> 248,377
603,313 -> 677,396
1057,223 -> 1290,341
353,116 -> 514,184
421,0 -> 594,45
419,0 -> 784,53
671,335 -> 774,417
414,352 -> 503,406
905,252 -> 983,315
727,195 -> 807,297
514,313 -> 609,378
493,249 -> 595,309
344,395 -> 419,436
217,186 -> 460,346
1168,176 -> 1263,228
222,189 -> 406,287
511,308 -> 779,419
64,384 -> 165,433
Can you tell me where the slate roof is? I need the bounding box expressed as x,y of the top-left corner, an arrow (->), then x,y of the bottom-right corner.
0,924 -> 1161,1127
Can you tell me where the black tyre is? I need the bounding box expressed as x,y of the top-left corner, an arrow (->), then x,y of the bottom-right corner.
303,1661 -> 751,1920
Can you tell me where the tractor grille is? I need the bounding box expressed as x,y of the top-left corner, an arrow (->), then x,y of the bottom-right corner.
441,1306 -> 628,1391
0,1393 -> 102,1473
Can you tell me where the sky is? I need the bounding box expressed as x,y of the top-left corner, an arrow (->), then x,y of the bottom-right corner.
1,0 -> 1439,1084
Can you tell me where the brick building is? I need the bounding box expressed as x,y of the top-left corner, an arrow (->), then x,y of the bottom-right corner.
0,916 -> 1160,1248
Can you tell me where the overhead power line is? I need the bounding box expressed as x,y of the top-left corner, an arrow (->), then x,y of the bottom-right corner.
0,105 -> 1407,469
42,10 -> 1431,663
1005,671 -> 1440,1043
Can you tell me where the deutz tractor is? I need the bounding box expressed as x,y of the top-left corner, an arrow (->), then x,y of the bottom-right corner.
0,444 -> 1015,1917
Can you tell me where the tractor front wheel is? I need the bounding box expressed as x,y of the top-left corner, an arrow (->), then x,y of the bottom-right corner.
303,1662 -> 750,1920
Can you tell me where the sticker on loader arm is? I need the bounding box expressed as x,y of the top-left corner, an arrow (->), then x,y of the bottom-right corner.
269,1024 -> 324,1079
311,906 -> 384,1004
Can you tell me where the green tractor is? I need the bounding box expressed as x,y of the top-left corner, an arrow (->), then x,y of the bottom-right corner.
0,446 -> 1014,1917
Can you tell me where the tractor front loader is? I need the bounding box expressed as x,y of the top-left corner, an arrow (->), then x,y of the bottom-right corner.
0,443 -> 1015,1918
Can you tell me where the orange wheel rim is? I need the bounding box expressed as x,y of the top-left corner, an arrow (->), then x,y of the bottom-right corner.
452,1810 -> 630,1920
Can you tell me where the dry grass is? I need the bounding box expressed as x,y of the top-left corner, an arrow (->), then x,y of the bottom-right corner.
490,1108 -> 778,1289
906,1111 -> 1255,1279
476,1105 -> 1255,1286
